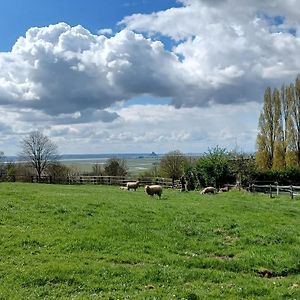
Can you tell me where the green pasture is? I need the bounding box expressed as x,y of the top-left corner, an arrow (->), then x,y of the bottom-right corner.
0,183 -> 299,299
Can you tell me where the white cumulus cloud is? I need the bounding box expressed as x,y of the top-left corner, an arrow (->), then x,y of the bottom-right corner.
0,23 -> 182,120
121,0 -> 300,107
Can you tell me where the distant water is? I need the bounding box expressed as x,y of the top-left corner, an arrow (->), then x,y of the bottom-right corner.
5,153 -> 160,162
60,153 -> 160,162
5,152 -> 202,163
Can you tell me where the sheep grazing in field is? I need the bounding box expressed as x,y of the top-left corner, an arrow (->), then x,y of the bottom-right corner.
219,186 -> 229,193
200,186 -> 217,194
126,181 -> 140,191
144,185 -> 163,198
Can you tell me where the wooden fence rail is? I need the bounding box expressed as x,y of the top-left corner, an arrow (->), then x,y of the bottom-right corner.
27,175 -> 181,189
250,184 -> 300,199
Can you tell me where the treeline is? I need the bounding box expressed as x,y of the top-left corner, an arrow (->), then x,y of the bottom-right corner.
139,148 -> 255,189
256,74 -> 300,170
154,149 -> 300,188
3,145 -> 300,187
0,156 -> 129,182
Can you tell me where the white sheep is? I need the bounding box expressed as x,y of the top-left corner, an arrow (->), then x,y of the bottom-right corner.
126,181 -> 140,191
144,185 -> 163,198
219,186 -> 229,192
200,186 -> 217,194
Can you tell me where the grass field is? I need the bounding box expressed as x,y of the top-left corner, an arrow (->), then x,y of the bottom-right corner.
0,183 -> 300,299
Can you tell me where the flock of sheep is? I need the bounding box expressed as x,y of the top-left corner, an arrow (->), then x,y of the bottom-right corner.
120,181 -> 229,198
119,181 -> 163,198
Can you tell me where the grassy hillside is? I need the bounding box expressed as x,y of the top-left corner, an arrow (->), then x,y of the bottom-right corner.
0,183 -> 299,299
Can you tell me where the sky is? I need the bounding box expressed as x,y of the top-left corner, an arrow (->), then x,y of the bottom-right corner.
0,0 -> 300,155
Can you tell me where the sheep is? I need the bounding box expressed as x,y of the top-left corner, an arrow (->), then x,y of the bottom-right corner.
200,186 -> 217,194
144,185 -> 163,198
219,186 -> 229,193
126,181 -> 140,191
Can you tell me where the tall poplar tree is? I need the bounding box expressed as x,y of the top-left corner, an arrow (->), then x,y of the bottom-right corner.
256,87 -> 274,169
272,88 -> 285,169
256,75 -> 300,170
281,85 -> 288,152
285,84 -> 298,166
292,76 -> 300,164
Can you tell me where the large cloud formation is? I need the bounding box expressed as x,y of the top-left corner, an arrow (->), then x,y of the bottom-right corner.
121,0 -> 300,106
1,0 -> 300,121
0,23 -> 180,120
1,0 -> 300,153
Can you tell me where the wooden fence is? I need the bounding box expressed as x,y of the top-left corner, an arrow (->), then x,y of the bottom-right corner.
250,183 -> 300,199
27,175 -> 181,189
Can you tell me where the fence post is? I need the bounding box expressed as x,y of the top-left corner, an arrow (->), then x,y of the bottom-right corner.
276,183 -> 279,196
269,184 -> 273,198
290,185 -> 294,200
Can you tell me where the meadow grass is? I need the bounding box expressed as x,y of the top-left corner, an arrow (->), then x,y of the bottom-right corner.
0,183 -> 299,299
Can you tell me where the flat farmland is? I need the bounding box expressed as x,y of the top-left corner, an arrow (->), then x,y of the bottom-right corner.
62,157 -> 160,176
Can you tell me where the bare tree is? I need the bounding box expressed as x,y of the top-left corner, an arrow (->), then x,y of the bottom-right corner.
20,131 -> 59,180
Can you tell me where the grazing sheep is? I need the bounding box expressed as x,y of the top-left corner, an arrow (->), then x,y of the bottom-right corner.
126,181 -> 140,191
219,186 -> 229,192
144,185 -> 163,198
200,186 -> 217,194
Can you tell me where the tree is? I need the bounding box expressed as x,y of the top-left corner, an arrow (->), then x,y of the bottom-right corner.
272,88 -> 285,169
159,150 -> 187,186
256,75 -> 300,170
256,87 -> 274,169
0,151 -> 5,176
229,151 -> 256,185
140,163 -> 161,178
104,157 -> 128,176
20,131 -> 59,180
92,163 -> 103,176
195,146 -> 232,188
47,162 -> 70,179
288,76 -> 300,164
256,87 -> 287,169
6,161 -> 17,181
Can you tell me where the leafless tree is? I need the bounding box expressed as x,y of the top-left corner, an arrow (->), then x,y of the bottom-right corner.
20,131 -> 59,180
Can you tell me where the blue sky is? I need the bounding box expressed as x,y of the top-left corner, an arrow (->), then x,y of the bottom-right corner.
0,0 -> 179,51
0,0 -> 299,155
